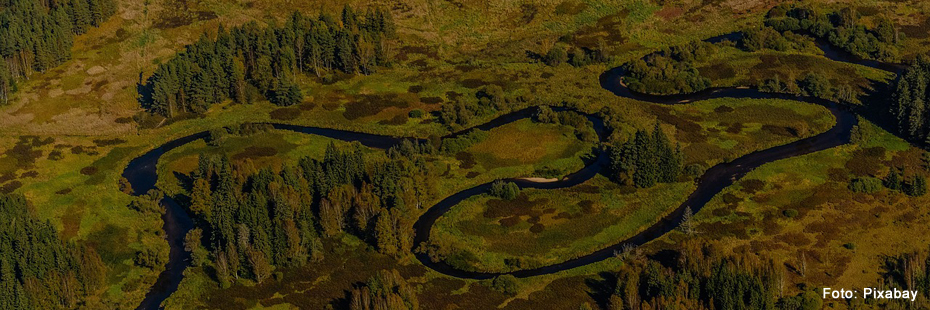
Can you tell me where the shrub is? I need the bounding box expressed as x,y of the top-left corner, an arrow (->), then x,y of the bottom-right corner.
490,275 -> 519,295
408,109 -> 425,118
489,180 -> 519,200
783,209 -> 799,218
848,177 -> 882,193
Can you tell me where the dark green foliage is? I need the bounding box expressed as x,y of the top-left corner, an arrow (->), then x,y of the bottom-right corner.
490,274 -> 520,295
143,7 -> 396,117
534,106 -> 597,142
621,41 -> 713,95
347,269 -> 418,310
188,142 -> 434,283
891,55 -> 930,142
764,4 -> 899,61
0,0 -> 116,104
848,177 -> 882,193
609,124 -> 683,188
437,87 -> 524,129
783,209 -> 799,218
439,130 -> 488,154
408,109 -> 425,118
610,242 -> 779,310
881,168 -> 927,196
798,72 -> 832,99
488,180 -> 519,200
905,175 -> 927,197
0,194 -> 106,309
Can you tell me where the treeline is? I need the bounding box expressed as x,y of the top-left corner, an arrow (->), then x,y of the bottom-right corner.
537,42 -> 610,67
143,6 -> 395,117
758,71 -> 856,103
740,26 -> 816,53
608,241 -> 819,310
881,248 -> 930,308
344,269 -> 418,310
535,106 -> 598,142
0,194 -> 106,309
891,55 -> 930,143
621,41 -> 713,95
764,4 -> 899,61
883,168 -> 927,197
608,124 -> 682,188
0,0 -> 116,104
437,85 -> 527,130
185,141 -> 437,285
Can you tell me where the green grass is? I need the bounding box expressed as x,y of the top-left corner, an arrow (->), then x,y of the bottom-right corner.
430,175 -> 693,273
662,97 -> 836,167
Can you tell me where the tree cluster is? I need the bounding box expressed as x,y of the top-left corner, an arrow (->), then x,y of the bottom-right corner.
621,41 -> 714,95
0,0 -> 116,104
437,85 -> 526,130
539,42 -> 609,67
488,180 -> 519,200
608,241 -> 818,310
345,269 -> 418,310
758,72 -> 853,103
891,55 -> 930,143
143,6 -> 395,117
883,168 -> 927,197
186,141 -> 436,285
740,26 -> 815,52
764,4 -> 899,61
0,194 -> 106,309
534,106 -> 598,142
609,124 -> 683,188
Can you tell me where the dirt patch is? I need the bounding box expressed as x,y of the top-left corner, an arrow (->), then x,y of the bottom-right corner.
0,181 -> 22,194
456,152 -> 477,169
465,171 -> 480,178
270,107 -> 301,121
421,96 -> 443,104
56,188 -> 72,195
80,166 -> 98,175
93,138 -> 127,147
344,93 -> 415,120
19,171 -> 38,178
484,193 -> 548,219
378,114 -> 408,125
530,223 -> 545,233
233,147 -> 278,161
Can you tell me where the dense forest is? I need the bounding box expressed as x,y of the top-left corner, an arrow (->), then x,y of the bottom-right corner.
764,4 -> 900,61
608,124 -> 683,188
141,6 -> 395,117
620,41 -> 713,95
891,55 -> 930,144
0,0 -> 116,104
0,194 -> 106,309
184,141 -> 436,285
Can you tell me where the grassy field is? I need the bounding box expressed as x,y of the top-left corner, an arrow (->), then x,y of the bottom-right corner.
656,98 -> 837,167
661,119 -> 928,298
430,175 -> 693,273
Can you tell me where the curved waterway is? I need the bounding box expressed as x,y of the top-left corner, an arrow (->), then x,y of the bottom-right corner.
126,32 -> 904,308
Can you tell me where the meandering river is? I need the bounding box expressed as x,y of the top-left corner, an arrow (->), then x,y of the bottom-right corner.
126,33 -> 902,309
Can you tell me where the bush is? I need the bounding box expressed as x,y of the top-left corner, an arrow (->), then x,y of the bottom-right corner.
408,109 -> 425,118
783,209 -> 799,218
848,177 -> 882,193
440,130 -> 488,154
490,274 -> 519,295
489,180 -> 520,200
